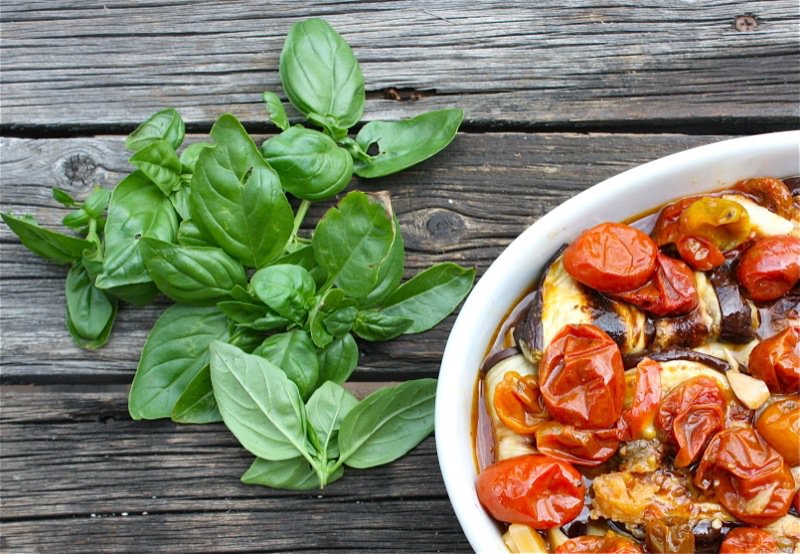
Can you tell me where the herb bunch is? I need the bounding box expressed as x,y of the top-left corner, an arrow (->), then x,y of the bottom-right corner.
1,19 -> 472,490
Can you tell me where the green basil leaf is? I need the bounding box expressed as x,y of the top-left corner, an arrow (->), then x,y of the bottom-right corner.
323,305 -> 358,338
209,341 -> 308,461
253,329 -> 319,401
250,264 -> 316,325
190,114 -> 293,267
306,381 -> 358,459
353,109 -> 464,178
65,260 -> 117,349
52,187 -> 76,207
261,126 -> 353,201
312,191 -> 398,298
176,219 -> 212,247
382,263 -> 475,334
128,304 -> 229,420
170,187 -> 192,220
241,457 -> 342,490
309,288 -> 356,348
170,365 -> 221,424
217,300 -> 291,332
62,209 -> 90,230
179,142 -> 212,172
358,217 -> 404,308
262,92 -> 289,131
229,327 -> 265,354
275,244 -> 327,288
317,334 -> 359,386
338,378 -> 436,469
129,139 -> 182,195
126,108 -> 185,152
140,238 -> 247,305
1,212 -> 93,265
95,171 -> 178,291
82,187 -> 111,218
352,309 -> 413,342
104,282 -> 159,306
279,19 -> 364,135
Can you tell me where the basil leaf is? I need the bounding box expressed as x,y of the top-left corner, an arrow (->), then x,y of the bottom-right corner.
52,187 -> 76,207
352,309 -> 413,342
382,263 -> 475,334
275,244 -> 327,287
140,238 -> 247,305
170,365 -> 221,424
312,191 -> 399,298
179,142 -> 211,172
279,19 -> 364,135
358,218 -> 404,307
126,108 -> 185,152
309,288 -> 356,348
82,187 -> 111,218
128,304 -> 229,420
250,264 -> 316,325
129,139 -> 182,195
95,171 -> 178,291
217,300 -> 291,332
209,341 -> 308,461
306,381 -> 358,459
190,114 -> 293,267
176,219 -> 212,247
170,187 -> 192,220
65,260 -> 117,349
253,330 -> 319,401
353,109 -> 464,178
241,457 -> 343,490
1,213 -> 93,265
262,92 -> 289,131
261,126 -> 353,202
62,209 -> 90,230
338,378 -> 436,469
318,334 -> 359,386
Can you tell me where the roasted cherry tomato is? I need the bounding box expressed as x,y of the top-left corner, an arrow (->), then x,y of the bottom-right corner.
563,223 -> 657,294
679,197 -> 751,252
719,527 -> 779,553
735,177 -> 796,219
694,427 -> 795,526
652,196 -> 702,246
619,358 -> 662,441
737,236 -> 800,302
755,396 -> 800,465
645,519 -> 695,554
539,324 -> 625,429
748,326 -> 800,394
614,253 -> 698,317
535,422 -> 620,466
493,371 -> 549,434
475,454 -> 585,528
655,376 -> 726,467
676,235 -> 725,271
555,532 -> 643,553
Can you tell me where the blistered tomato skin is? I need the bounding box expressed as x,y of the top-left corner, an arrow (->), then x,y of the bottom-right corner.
563,223 -> 657,294
539,324 -> 625,429
735,177 -> 796,219
493,371 -> 549,434
676,235 -> 725,271
555,532 -> 644,553
737,235 -> 800,302
614,253 -> 698,317
535,422 -> 620,466
652,197 -> 701,246
755,396 -> 800,465
655,376 -> 726,467
475,455 -> 585,528
619,358 -> 662,441
719,527 -> 779,553
694,427 -> 795,526
678,197 -> 751,252
748,326 -> 800,394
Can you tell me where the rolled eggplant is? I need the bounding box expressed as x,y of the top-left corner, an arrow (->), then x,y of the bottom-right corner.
484,354 -> 539,461
709,261 -> 759,344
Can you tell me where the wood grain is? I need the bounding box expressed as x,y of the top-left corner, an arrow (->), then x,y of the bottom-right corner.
0,132 -> 724,384
1,1 -> 797,130
0,390 -> 470,553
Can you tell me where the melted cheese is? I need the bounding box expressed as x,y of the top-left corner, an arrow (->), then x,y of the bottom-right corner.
722,194 -> 798,237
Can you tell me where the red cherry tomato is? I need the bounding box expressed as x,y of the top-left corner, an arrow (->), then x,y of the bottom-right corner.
755,396 -> 800,465
614,253 -> 698,317
655,376 -> 726,467
735,177 -> 796,219
493,371 -> 549,434
748,326 -> 800,394
676,235 -> 726,271
555,532 -> 643,553
619,358 -> 662,441
719,528 -> 779,554
737,235 -> 800,302
694,427 -> 795,526
539,324 -> 625,429
652,197 -> 701,246
475,454 -> 585,528
535,422 -> 620,467
563,223 -> 658,294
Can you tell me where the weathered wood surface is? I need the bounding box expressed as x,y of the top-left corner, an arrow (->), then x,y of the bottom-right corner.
1,1 -> 798,131
0,132 -> 724,384
0,389 -> 470,553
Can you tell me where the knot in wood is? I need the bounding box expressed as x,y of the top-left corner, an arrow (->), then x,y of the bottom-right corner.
735,14 -> 758,32
63,153 -> 97,186
425,208 -> 465,241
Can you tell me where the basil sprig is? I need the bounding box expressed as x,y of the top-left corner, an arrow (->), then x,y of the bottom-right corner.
1,18 -> 474,491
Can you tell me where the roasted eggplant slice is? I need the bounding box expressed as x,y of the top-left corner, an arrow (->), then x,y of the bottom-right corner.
624,348 -> 730,373
710,261 -> 759,343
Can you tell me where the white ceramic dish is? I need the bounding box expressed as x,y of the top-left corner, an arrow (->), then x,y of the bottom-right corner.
435,131 -> 800,553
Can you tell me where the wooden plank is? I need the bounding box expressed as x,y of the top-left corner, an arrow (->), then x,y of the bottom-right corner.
1,1 -> 797,130
0,390 -> 470,553
0,132 -> 725,384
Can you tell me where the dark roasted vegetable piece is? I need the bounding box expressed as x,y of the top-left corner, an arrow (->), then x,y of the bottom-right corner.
735,177 -> 796,219
710,261 -> 757,343
623,348 -> 730,373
